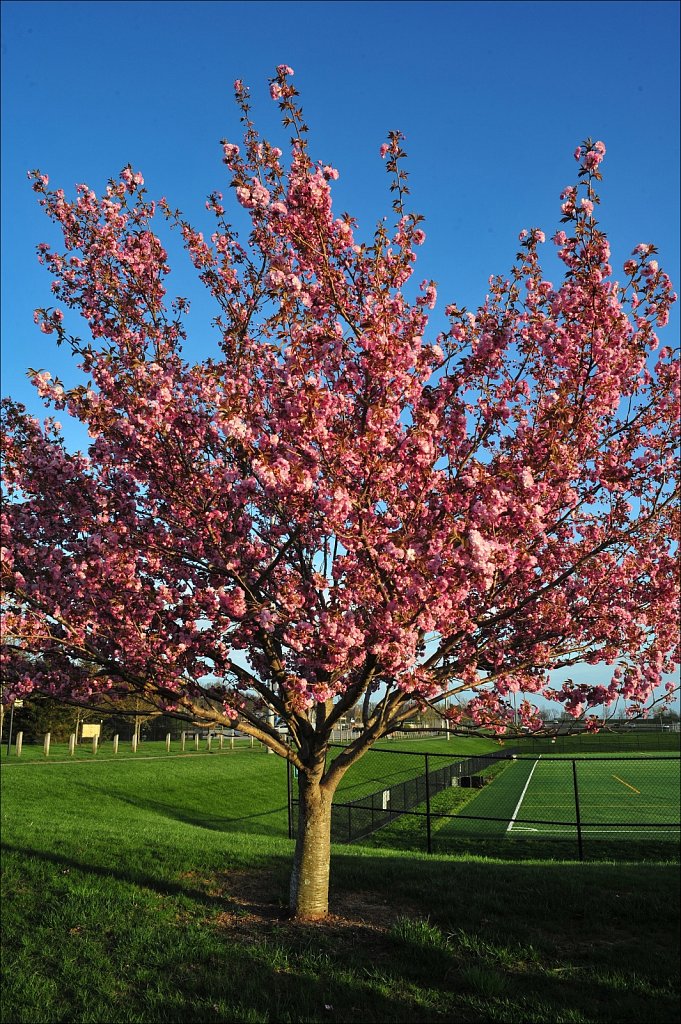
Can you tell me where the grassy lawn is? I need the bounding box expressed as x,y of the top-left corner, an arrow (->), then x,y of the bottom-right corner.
1,742 -> 679,1023
0,736 -> 258,763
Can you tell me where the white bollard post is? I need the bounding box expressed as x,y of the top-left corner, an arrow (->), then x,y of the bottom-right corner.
92,735 -> 98,756
181,731 -> 186,752
43,732 -> 51,758
69,734 -> 76,757
113,734 -> 119,755
165,733 -> 171,753
219,734 -> 224,751
194,734 -> 199,751
16,732 -> 23,757
250,735 -> 254,749
230,734 -> 234,751
207,735 -> 212,753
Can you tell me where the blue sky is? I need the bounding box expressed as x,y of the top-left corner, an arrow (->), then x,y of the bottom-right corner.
2,0 -> 679,709
3,1 -> 679,408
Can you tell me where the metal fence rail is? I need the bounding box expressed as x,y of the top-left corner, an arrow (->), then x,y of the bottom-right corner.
328,751 -> 503,845
287,745 -> 681,862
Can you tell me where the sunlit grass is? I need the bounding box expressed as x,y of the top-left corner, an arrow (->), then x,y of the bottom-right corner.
1,743 -> 679,1023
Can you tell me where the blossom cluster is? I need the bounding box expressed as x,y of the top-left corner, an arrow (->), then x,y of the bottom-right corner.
2,92 -> 678,743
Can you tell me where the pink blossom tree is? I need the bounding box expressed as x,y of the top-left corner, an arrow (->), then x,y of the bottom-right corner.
2,68 -> 679,918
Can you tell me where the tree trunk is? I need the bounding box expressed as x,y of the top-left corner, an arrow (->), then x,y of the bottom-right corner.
289,772 -> 333,920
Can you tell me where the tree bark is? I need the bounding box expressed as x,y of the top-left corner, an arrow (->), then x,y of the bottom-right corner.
289,772 -> 333,919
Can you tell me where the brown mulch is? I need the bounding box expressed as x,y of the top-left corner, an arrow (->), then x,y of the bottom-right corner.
181,868 -> 422,946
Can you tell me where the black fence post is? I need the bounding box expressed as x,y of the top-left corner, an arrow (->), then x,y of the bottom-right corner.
425,753 -> 432,854
572,759 -> 584,861
286,759 -> 294,839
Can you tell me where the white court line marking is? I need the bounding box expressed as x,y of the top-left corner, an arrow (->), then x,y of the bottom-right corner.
511,827 -> 680,836
507,755 -> 541,832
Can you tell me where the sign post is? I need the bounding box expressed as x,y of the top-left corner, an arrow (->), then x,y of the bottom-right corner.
6,700 -> 24,758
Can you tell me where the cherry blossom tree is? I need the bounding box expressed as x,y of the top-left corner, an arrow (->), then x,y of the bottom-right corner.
2,67 -> 679,918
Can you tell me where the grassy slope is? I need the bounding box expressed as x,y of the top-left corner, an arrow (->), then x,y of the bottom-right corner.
1,743 -> 679,1024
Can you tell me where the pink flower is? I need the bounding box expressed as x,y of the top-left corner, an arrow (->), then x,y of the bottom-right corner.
235,182 -> 270,209
6,72 -> 677,871
31,172 -> 49,188
584,150 -> 603,171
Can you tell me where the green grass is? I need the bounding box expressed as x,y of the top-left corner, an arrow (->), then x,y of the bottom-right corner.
430,754 -> 681,836
0,736 -> 258,763
357,751 -> 680,863
508,756 -> 680,833
331,735 -> 501,801
1,743 -> 680,1023
498,730 -> 681,755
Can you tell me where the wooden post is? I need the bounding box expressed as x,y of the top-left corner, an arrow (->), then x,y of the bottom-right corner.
207,735 -> 212,752
250,735 -> 254,749
43,732 -> 51,758
132,734 -> 138,753
5,701 -> 16,758
219,734 -> 224,750
230,734 -> 234,751
194,733 -> 199,751
113,734 -> 119,755
165,733 -> 171,753
69,733 -> 76,757
181,731 -> 186,752
16,732 -> 23,757
92,735 -> 98,756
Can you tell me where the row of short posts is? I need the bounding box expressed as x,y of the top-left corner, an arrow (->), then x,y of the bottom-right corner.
7,730 -> 258,757
177,732 -> 257,752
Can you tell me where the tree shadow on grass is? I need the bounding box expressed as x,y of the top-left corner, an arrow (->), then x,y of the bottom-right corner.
2,844 -> 679,1023
64,777 -> 290,836
0,844 -> 455,1023
0,842 -> 289,912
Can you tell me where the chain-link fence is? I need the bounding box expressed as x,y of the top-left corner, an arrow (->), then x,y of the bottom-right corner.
288,745 -> 681,862
387,726 -> 681,754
